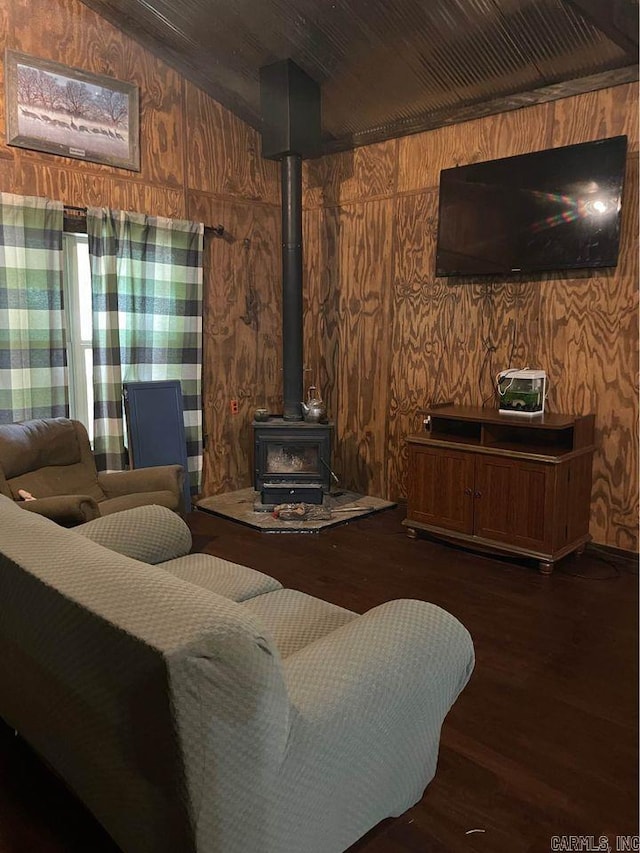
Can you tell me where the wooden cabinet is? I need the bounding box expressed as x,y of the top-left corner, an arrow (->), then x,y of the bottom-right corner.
403,405 -> 595,574
407,445 -> 474,534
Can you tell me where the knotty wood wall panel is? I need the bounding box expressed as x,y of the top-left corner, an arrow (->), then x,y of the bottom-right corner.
0,160 -> 186,216
185,83 -> 279,205
302,206 -> 340,412
530,164 -> 639,550
397,102 -> 555,194
308,199 -> 394,497
303,139 -> 397,209
1,0 -> 283,498
542,84 -> 638,549
304,82 -> 638,550
550,85 -> 639,150
188,193 -> 281,495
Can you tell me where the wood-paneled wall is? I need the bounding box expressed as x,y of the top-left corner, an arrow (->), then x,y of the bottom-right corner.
1,0 -> 637,550
0,0 -> 282,496
303,84 -> 639,551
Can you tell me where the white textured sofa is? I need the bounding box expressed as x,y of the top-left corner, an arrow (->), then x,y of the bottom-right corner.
0,495 -> 474,853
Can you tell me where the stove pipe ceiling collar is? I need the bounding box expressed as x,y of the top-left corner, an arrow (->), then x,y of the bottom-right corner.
259,59 -> 321,162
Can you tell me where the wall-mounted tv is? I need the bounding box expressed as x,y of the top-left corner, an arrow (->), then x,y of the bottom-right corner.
435,135 -> 628,277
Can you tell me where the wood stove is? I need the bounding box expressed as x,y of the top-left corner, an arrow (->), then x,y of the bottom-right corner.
253,62 -> 332,509
253,418 -> 332,506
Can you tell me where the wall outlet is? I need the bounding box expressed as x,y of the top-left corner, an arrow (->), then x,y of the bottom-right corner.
230,399 -> 239,414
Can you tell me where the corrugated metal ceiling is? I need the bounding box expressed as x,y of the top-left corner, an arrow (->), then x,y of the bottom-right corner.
80,0 -> 638,153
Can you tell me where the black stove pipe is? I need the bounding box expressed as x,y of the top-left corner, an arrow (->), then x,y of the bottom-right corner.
281,153 -> 303,421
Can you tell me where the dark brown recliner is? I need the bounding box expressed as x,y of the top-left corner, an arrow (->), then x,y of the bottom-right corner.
0,418 -> 185,526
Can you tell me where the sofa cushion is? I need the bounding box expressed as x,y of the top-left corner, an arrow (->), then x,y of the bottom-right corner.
75,505 -> 192,564
159,553 -> 283,602
241,589 -> 357,658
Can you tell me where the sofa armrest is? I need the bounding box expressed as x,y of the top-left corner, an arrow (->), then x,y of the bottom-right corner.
274,600 -> 474,845
74,504 -> 192,564
98,465 -> 184,500
284,598 -> 474,741
18,494 -> 100,525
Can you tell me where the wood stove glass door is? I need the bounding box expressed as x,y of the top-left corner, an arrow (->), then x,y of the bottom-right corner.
266,442 -> 320,477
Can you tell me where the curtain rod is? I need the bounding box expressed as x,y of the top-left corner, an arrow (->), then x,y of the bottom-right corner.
62,204 -> 224,237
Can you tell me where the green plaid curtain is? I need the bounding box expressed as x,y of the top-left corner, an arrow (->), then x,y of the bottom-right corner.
87,208 -> 204,491
0,193 -> 67,423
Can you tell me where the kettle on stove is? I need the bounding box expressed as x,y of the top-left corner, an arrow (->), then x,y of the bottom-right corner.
301,386 -> 327,423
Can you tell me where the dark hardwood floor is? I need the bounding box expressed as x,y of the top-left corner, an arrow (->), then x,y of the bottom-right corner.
1,506 -> 637,853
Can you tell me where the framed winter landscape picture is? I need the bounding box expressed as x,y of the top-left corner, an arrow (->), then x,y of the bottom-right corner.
4,50 -> 140,171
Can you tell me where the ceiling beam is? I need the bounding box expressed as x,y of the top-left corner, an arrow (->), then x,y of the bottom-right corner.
562,0 -> 639,59
321,65 -> 639,155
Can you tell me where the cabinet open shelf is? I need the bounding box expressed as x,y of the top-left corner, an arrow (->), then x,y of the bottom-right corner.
429,417 -> 482,444
425,405 -> 593,454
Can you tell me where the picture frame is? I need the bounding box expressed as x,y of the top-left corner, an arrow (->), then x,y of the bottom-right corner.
4,49 -> 140,172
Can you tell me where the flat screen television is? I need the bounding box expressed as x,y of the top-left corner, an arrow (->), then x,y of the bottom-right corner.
435,135 -> 628,277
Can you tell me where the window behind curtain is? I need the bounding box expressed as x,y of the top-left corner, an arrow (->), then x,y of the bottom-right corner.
62,233 -> 93,441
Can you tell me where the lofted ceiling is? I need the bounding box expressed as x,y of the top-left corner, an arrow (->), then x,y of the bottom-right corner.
81,0 -> 638,155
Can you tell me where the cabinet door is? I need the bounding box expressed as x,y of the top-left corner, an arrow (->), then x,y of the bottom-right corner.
473,455 -> 553,551
406,444 -> 475,534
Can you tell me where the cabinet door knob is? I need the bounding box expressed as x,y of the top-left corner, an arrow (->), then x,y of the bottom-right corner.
474,490 -> 482,499
464,487 -> 472,496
